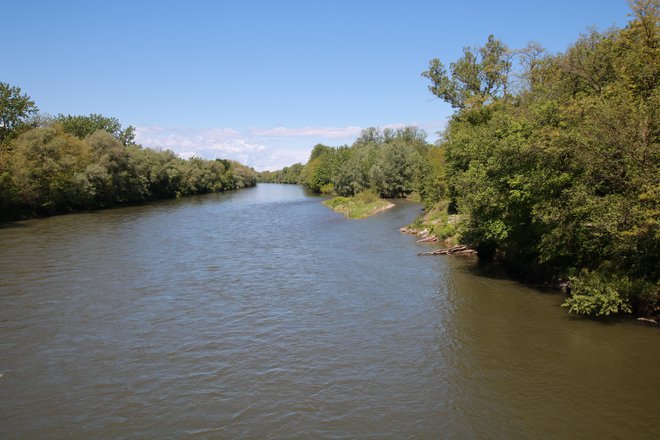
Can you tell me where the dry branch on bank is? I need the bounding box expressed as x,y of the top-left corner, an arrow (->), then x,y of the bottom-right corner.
418,245 -> 477,256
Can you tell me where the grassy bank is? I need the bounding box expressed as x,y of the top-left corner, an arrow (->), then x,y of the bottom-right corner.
323,190 -> 394,219
405,200 -> 463,245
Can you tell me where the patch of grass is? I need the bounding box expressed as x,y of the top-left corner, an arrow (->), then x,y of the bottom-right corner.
408,199 -> 465,244
323,189 -> 395,219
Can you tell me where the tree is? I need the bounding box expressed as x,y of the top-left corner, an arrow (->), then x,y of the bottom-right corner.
370,142 -> 422,198
423,1 -> 659,316
85,130 -> 135,204
9,126 -> 94,214
301,145 -> 337,193
515,42 -> 547,89
0,82 -> 38,145
354,127 -> 383,146
422,35 -> 511,109
334,145 -> 378,196
55,113 -> 136,146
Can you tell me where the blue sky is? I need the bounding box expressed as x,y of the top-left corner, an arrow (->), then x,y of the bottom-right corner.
3,0 -> 631,170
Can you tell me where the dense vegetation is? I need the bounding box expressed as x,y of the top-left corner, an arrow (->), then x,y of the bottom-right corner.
2,1 -> 657,318
259,126 -> 446,208
257,163 -> 304,184
0,85 -> 256,221
265,1 -> 658,318
421,0 -> 658,317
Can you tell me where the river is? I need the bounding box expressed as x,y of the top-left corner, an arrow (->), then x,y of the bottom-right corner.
1,183 -> 659,439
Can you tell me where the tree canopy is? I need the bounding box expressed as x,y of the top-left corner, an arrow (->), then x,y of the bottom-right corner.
55,113 -> 136,146
0,82 -> 38,145
422,35 -> 511,109
0,87 -> 256,220
259,126 -> 444,202
422,0 -> 659,317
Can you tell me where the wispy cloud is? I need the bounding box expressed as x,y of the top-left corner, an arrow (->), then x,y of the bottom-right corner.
249,126 -> 363,139
135,126 -> 241,150
135,125 -> 312,170
134,121 -> 446,171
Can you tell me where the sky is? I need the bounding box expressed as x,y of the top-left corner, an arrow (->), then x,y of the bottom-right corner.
3,0 -> 632,170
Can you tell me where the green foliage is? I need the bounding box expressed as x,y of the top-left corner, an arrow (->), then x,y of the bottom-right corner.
8,126 -> 94,214
55,113 -> 136,146
408,199 -> 464,245
422,35 -> 511,109
353,188 -> 381,204
259,165 -> 292,183
334,144 -> 377,196
371,142 -> 423,198
301,145 -> 337,192
424,1 -> 659,315
0,86 -> 257,220
562,270 -> 633,316
319,182 -> 335,194
258,162 -> 304,184
417,146 -> 447,209
280,126 -> 437,202
0,82 -> 38,145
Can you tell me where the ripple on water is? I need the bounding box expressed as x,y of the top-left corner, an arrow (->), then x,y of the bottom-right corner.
1,184 -> 659,439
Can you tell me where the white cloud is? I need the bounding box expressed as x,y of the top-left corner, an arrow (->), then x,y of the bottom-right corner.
249,125 -> 363,139
134,126 -> 240,150
176,151 -> 197,160
134,121 -> 447,171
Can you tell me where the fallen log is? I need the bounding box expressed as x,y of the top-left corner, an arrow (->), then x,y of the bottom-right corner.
453,249 -> 478,256
418,249 -> 448,256
418,244 -> 475,256
416,236 -> 439,243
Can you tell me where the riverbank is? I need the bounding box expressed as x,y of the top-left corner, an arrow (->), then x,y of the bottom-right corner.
323,190 -> 394,219
0,183 -> 259,224
402,200 -> 462,246
405,201 -> 660,324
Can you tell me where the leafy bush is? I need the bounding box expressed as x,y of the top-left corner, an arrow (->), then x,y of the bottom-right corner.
420,1 -> 659,315
562,270 -> 632,316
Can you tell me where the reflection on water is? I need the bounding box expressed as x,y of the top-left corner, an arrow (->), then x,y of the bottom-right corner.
1,184 -> 659,438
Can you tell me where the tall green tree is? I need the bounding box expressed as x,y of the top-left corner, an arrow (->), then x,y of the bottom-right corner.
422,35 -> 511,109
423,0 -> 659,316
369,142 -> 421,198
55,113 -> 136,146
9,126 -> 94,214
0,82 -> 38,145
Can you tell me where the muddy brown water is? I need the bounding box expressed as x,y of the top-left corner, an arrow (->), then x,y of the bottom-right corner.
1,183 -> 659,439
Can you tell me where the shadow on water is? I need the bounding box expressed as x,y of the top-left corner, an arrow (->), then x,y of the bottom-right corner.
454,255 -> 651,327
563,312 -> 644,326
456,257 -> 555,288
0,221 -> 29,229
0,186 -> 263,228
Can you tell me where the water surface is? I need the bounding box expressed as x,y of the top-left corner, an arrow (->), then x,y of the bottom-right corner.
1,184 -> 659,438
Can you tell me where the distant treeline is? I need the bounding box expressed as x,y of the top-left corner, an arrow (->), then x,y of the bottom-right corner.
258,126 -> 445,207
262,1 -> 659,318
0,89 -> 257,221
